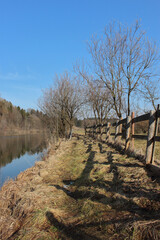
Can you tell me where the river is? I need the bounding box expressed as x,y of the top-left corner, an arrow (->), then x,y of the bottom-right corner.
0,134 -> 49,188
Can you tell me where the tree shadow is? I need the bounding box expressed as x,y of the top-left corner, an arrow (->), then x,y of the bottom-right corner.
46,211 -> 101,240
52,138 -> 160,238
86,143 -> 92,153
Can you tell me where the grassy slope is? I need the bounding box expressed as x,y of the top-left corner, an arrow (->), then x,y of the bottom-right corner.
0,130 -> 160,239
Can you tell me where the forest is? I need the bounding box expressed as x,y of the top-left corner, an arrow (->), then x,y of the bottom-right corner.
0,98 -> 47,135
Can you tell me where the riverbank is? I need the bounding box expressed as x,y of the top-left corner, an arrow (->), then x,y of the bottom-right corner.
0,133 -> 160,239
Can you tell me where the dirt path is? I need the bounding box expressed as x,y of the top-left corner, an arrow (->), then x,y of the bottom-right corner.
0,134 -> 160,240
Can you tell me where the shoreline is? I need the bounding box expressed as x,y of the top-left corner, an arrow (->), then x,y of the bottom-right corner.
0,147 -> 48,189
0,138 -> 63,240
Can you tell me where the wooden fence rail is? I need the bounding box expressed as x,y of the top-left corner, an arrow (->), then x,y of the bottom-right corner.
85,105 -> 160,168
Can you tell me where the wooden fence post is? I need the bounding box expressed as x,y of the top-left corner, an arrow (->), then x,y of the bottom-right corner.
97,125 -> 99,139
131,112 -> 135,149
151,104 -> 160,164
92,127 -> 94,138
106,122 -> 111,141
85,127 -> 87,136
146,110 -> 156,165
125,116 -> 131,150
119,117 -> 122,141
115,120 -> 119,142
94,125 -> 96,138
98,125 -> 101,139
95,125 -> 98,139
100,124 -> 103,140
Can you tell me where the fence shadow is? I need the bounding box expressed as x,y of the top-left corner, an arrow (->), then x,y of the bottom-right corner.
51,136 -> 160,240
54,137 -> 160,222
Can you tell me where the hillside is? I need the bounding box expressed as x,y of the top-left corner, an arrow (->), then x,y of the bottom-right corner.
0,98 -> 47,135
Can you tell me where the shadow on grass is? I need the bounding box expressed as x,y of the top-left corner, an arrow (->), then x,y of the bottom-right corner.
46,211 -> 100,240
46,210 -> 143,240
98,143 -> 106,154
52,136 -> 160,238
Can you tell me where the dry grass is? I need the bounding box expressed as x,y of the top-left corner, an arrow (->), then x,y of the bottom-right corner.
73,126 -> 85,136
134,139 -> 160,164
132,220 -> 160,240
0,130 -> 160,239
0,139 -> 75,240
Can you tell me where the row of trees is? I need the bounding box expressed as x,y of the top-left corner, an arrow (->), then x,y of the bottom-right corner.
39,20 -> 160,137
0,98 -> 47,134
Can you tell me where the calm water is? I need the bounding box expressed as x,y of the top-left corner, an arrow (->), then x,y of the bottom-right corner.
0,134 -> 49,188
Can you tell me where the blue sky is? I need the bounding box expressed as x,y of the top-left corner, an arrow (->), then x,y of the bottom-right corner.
0,0 -> 160,110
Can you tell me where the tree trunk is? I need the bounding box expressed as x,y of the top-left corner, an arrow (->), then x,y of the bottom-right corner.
128,92 -> 130,116
69,124 -> 73,139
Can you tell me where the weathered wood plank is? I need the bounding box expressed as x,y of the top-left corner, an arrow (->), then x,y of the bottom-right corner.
132,134 -> 148,140
118,118 -> 127,125
132,113 -> 150,123
155,136 -> 160,142
110,133 -> 115,136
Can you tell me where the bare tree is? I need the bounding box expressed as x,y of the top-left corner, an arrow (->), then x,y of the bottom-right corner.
120,20 -> 159,115
86,81 -> 112,125
57,73 -> 84,138
141,78 -> 160,110
87,22 -> 125,118
39,72 -> 83,138
38,87 -> 58,134
80,20 -> 159,118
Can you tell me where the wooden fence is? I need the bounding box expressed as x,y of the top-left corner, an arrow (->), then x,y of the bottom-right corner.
85,105 -> 160,168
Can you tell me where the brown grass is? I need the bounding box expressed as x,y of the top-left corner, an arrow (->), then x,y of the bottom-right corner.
132,220 -> 160,240
0,130 -> 160,239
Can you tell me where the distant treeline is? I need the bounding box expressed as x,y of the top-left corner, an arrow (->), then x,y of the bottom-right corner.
0,98 -> 48,135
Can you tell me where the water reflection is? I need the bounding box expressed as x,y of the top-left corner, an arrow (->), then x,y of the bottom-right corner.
0,134 -> 48,168
0,134 -> 49,187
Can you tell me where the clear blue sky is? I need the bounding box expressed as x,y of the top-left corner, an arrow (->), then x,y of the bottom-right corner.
0,0 -> 160,110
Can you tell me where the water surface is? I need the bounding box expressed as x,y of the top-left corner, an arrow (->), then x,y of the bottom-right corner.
0,134 -> 48,188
